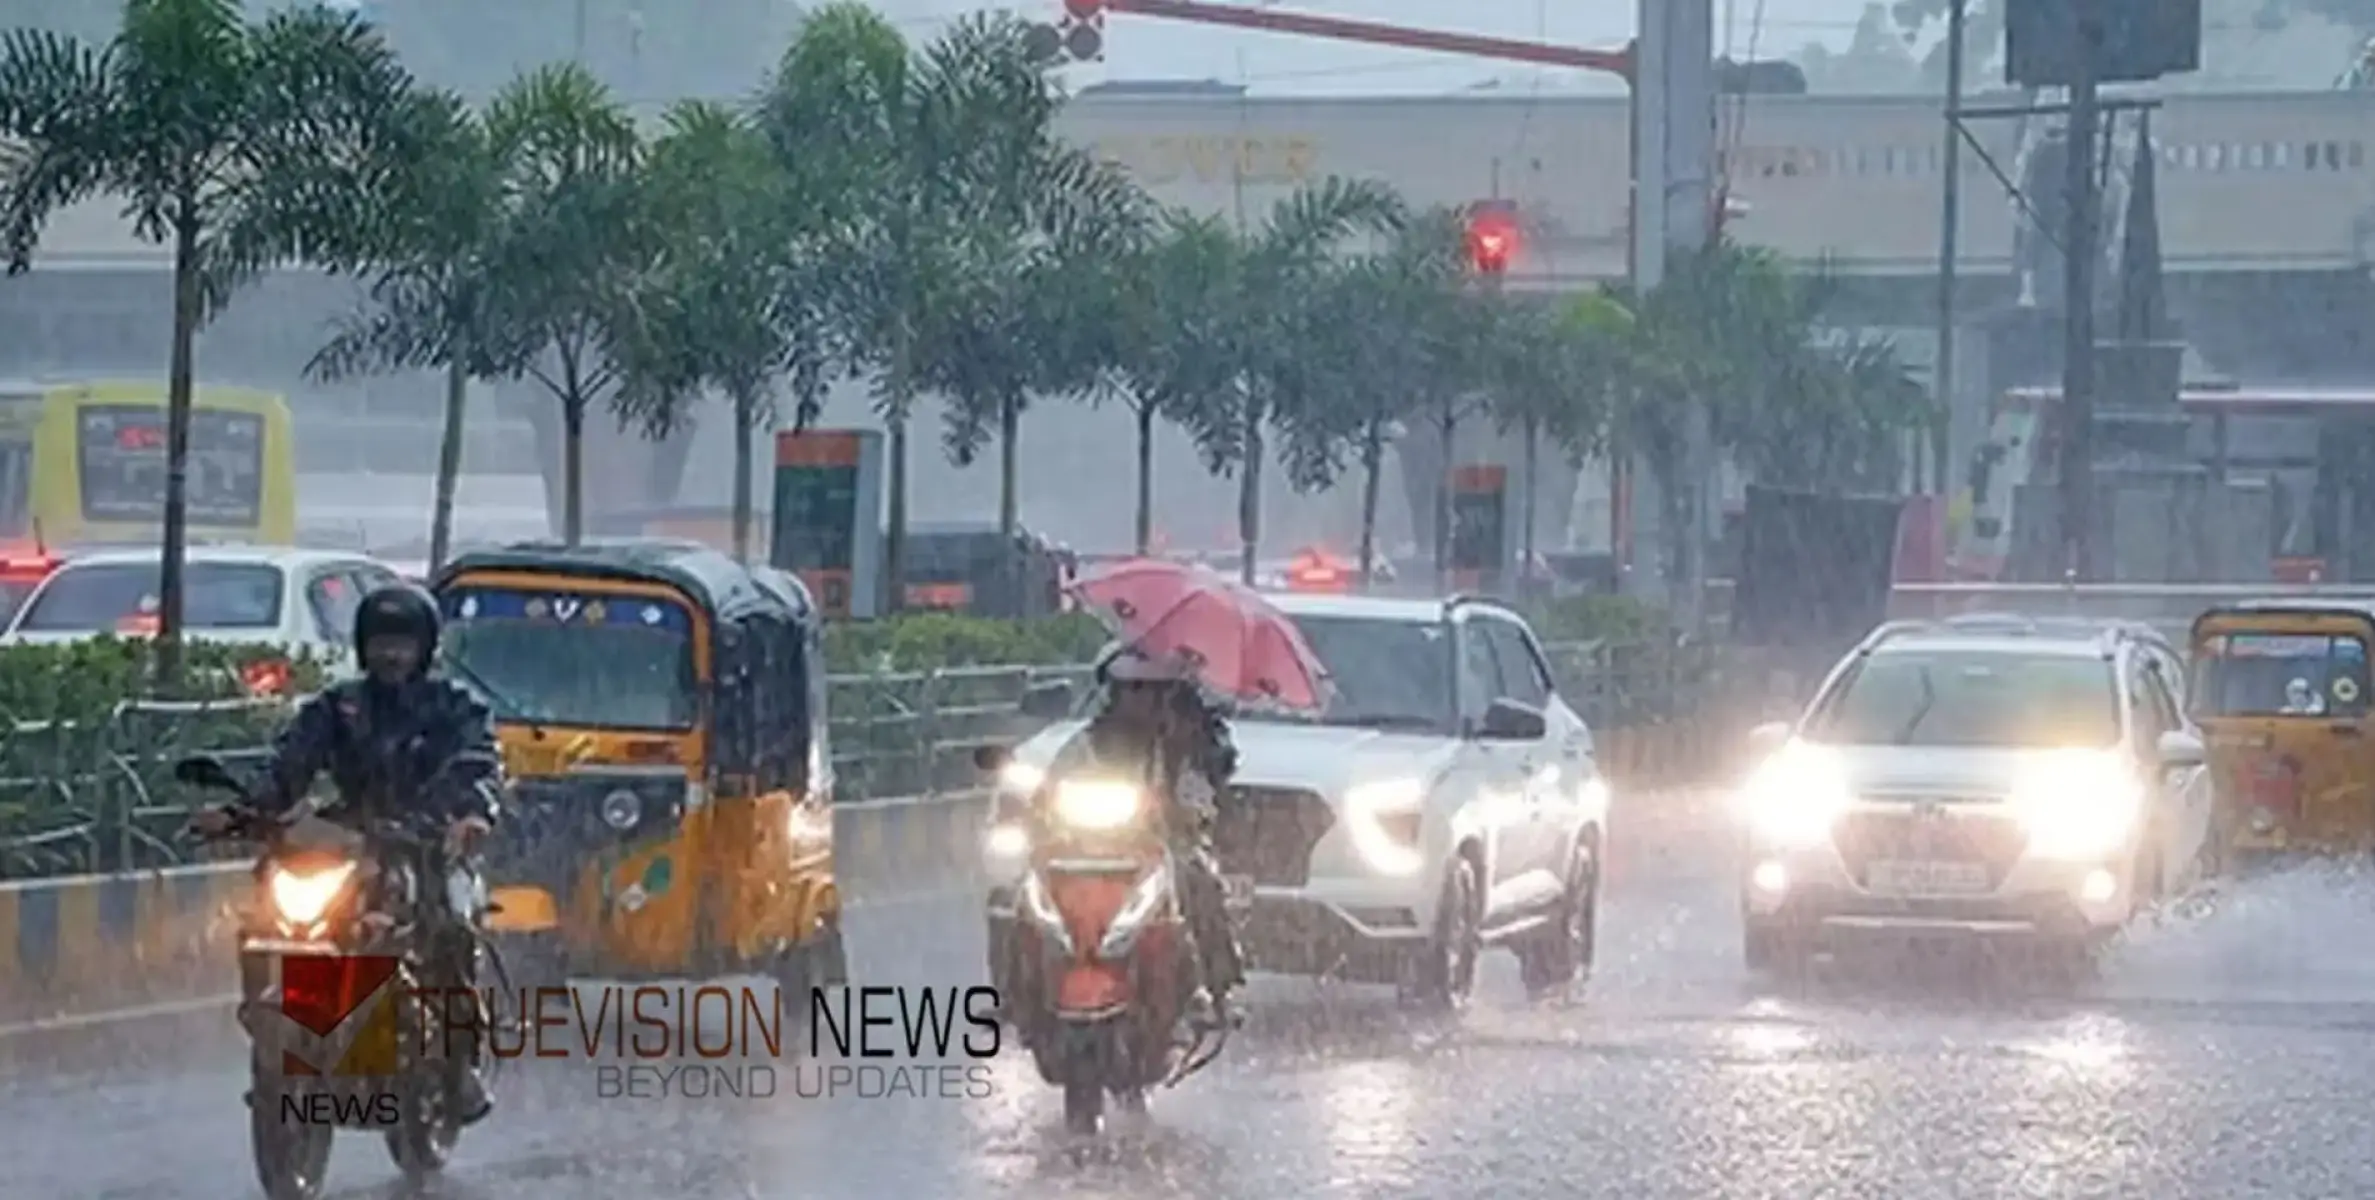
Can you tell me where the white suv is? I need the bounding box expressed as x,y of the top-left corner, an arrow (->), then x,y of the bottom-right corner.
1738,615 -> 2216,974
985,594 -> 1609,1005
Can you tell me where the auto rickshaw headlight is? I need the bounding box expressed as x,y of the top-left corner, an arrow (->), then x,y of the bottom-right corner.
601,789 -> 641,831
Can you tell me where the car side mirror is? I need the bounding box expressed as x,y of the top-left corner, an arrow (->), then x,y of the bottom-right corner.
972,744 -> 1012,772
1747,721 -> 1791,759
1479,698 -> 1547,741
1017,680 -> 1073,720
2156,729 -> 2206,770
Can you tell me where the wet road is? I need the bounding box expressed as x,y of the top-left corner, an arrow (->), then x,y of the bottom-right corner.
11,789 -> 2375,1199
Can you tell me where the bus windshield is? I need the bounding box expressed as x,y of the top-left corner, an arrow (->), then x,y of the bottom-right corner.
439,586 -> 700,730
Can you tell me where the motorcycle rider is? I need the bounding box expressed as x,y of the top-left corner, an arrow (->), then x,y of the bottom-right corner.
1027,643 -> 1247,1029
190,584 -> 503,1125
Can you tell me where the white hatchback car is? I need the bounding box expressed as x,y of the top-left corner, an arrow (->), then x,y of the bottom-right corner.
1738,615 -> 2216,974
985,593 -> 1610,1006
0,544 -> 407,674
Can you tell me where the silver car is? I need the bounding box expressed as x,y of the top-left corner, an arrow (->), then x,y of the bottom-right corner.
1737,616 -> 2216,973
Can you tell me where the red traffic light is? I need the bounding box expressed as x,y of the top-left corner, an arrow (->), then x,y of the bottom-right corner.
1063,0 -> 1102,18
1465,210 -> 1518,274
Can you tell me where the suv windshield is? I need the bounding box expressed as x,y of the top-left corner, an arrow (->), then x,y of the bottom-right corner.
17,561 -> 284,632
1238,613 -> 1454,732
1806,649 -> 2120,748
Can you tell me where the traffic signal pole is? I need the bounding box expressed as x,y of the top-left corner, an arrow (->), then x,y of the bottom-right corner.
2060,0 -> 2103,581
1632,0 -> 1718,626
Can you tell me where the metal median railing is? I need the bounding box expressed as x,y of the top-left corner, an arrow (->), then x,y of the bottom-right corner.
0,639 -> 1721,883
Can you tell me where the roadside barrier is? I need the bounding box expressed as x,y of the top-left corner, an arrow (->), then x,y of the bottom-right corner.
0,639 -> 1735,1026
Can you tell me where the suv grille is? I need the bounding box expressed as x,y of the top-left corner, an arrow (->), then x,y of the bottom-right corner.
1832,808 -> 2029,889
1212,786 -> 1335,887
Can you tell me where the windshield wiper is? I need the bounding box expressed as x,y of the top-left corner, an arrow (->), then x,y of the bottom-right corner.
1890,668 -> 1937,745
438,654 -> 542,733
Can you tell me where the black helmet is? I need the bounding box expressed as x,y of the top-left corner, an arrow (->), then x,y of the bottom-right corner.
352,583 -> 441,663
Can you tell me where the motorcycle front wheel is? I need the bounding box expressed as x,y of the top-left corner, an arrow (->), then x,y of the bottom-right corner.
249,1084 -> 333,1200
384,963 -> 460,1179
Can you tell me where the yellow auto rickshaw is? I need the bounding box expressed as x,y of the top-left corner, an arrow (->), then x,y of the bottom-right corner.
431,539 -> 845,986
2189,599 -> 2375,866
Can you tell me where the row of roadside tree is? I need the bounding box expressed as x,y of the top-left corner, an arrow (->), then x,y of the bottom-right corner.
0,0 -> 1929,667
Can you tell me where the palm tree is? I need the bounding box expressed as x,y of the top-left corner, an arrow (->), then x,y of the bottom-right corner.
928,146 -> 1149,600
1176,178 -> 1403,585
0,0 -> 420,680
755,5 -> 1073,608
471,63 -> 647,545
1107,212 -> 1240,555
307,89 -> 508,574
1272,206 -> 1470,586
615,100 -> 836,563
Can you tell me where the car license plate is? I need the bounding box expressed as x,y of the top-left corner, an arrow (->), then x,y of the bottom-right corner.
1865,860 -> 1991,896
1222,873 -> 1255,906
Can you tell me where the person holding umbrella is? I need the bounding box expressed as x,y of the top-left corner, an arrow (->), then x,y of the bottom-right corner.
1029,642 -> 1247,1031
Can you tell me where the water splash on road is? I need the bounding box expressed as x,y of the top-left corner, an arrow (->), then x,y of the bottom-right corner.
2106,862 -> 2375,1004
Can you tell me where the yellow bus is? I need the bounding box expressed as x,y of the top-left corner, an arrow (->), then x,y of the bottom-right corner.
0,379 -> 297,547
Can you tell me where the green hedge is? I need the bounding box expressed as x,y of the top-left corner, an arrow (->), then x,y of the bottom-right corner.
0,639 -> 332,879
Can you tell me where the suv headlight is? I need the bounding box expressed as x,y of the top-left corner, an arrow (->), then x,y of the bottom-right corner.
2010,750 -> 2141,860
1738,741 -> 1851,846
1052,779 -> 1144,830
1344,778 -> 1425,875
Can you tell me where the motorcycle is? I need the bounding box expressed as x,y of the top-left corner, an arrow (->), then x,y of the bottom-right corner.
177,754 -> 488,1200
974,744 -> 1228,1137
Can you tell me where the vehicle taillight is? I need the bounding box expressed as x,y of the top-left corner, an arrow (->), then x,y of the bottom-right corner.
116,613 -> 161,636
241,658 -> 292,697
2245,753 -> 2300,821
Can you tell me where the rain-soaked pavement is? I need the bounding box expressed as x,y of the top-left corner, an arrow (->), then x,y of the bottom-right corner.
11,788 -> 2375,1199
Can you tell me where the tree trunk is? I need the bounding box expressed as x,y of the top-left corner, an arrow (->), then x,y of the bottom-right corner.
883,333 -> 913,613
156,216 -> 202,687
731,391 -> 755,563
562,395 -> 585,546
1133,402 -> 1155,555
1236,396 -> 1262,586
1520,415 -> 1540,599
428,357 -> 467,573
1357,420 -> 1384,590
1432,401 -> 1457,591
997,391 -> 1020,612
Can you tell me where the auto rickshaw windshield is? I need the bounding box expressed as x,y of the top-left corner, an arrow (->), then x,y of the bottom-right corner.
2193,632 -> 2371,718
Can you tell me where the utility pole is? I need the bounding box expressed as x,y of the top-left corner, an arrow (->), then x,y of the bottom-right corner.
2060,0 -> 2103,580
1631,0 -> 1716,625
1932,0 -> 1967,497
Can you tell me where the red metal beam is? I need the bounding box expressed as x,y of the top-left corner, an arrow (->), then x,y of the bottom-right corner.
1099,0 -> 1635,79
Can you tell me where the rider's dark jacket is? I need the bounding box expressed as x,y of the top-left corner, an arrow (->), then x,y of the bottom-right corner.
246,676 -> 503,825
1071,692 -> 1237,830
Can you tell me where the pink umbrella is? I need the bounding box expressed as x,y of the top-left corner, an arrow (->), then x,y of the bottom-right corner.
1068,558 -> 1332,710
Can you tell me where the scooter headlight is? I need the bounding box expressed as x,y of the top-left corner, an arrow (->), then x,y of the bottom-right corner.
270,861 -> 359,925
1052,779 -> 1144,831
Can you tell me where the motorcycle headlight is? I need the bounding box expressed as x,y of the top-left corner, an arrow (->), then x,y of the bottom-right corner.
1052,779 -> 1144,831
999,761 -> 1045,796
1344,778 -> 1425,876
270,861 -> 359,925
2009,750 -> 2142,860
1738,741 -> 1852,847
